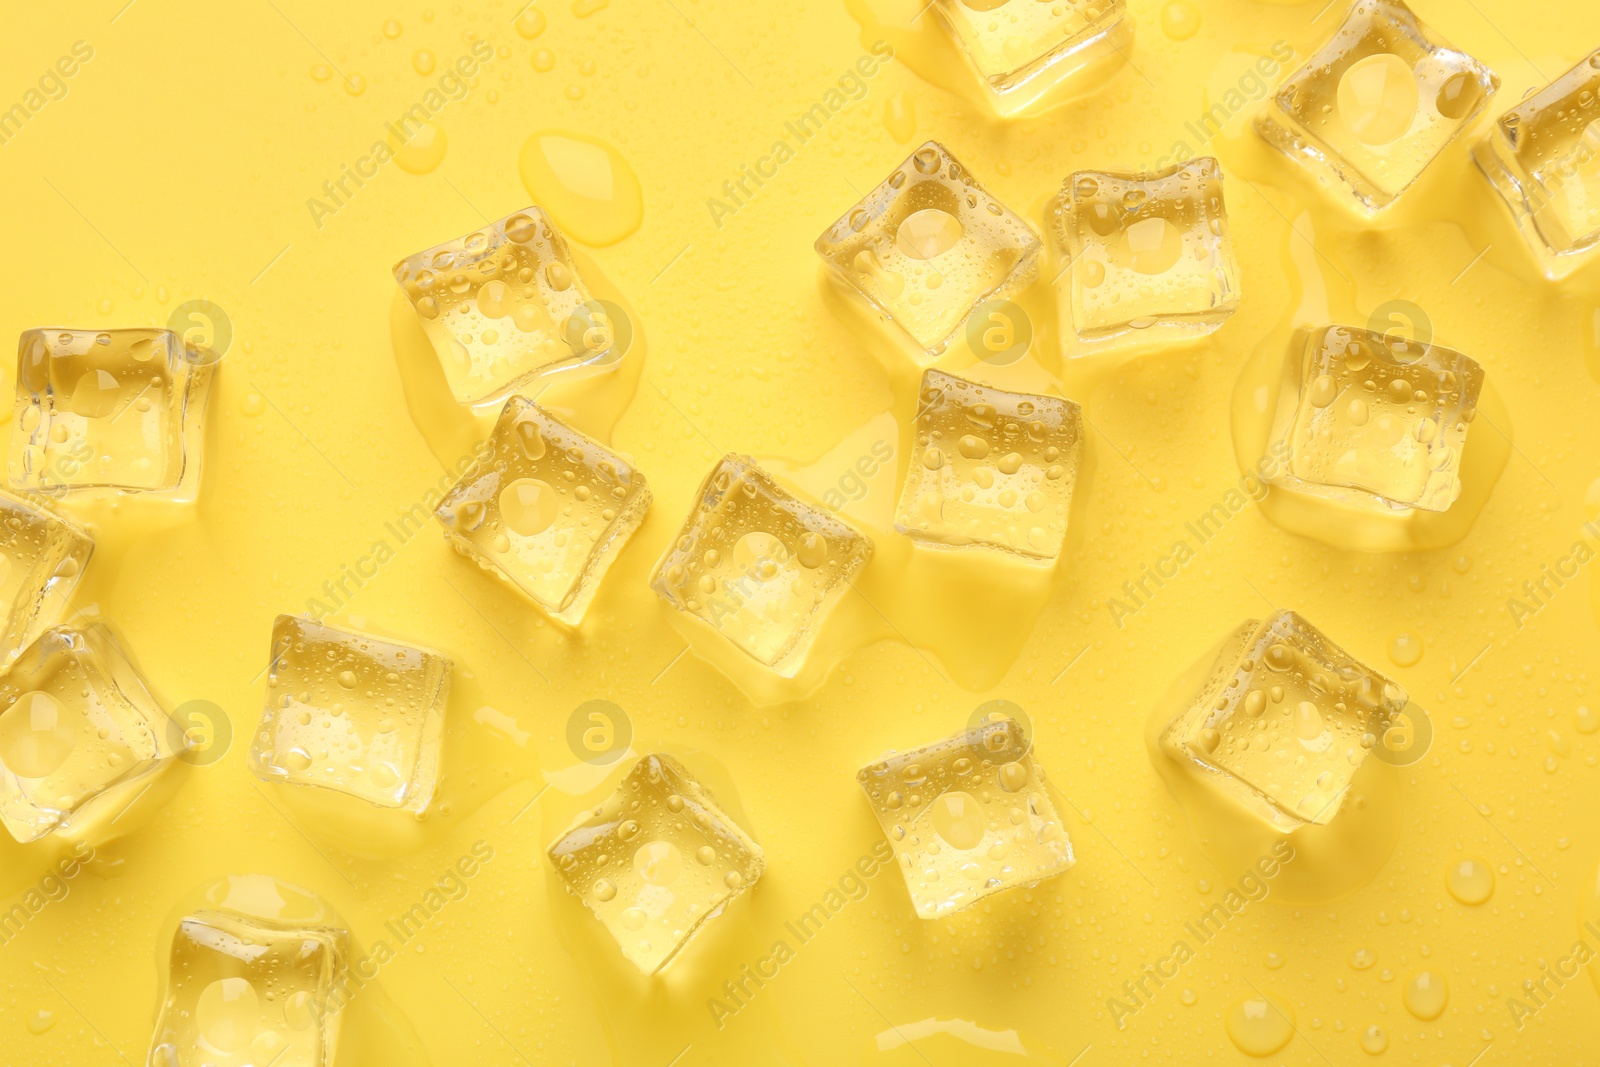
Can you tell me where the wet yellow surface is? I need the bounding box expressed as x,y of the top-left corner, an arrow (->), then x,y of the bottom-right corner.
0,1 -> 1598,1064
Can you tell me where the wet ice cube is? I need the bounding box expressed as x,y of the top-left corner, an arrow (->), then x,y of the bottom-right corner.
435,397 -> 651,626
1265,325 -> 1484,512
547,753 -> 764,974
815,141 -> 1041,359
147,908 -> 349,1067
936,0 -> 1128,107
249,616 -> 449,813
857,717 -> 1074,919
8,328 -> 215,495
1254,0 -> 1498,211
1160,609 -> 1408,830
1051,157 -> 1241,342
895,370 -> 1082,558
650,454 -> 873,675
1473,49 -> 1600,279
0,625 -> 174,844
0,490 -> 92,670
393,206 -> 619,406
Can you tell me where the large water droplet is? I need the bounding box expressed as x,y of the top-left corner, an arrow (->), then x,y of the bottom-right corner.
519,130 -> 643,245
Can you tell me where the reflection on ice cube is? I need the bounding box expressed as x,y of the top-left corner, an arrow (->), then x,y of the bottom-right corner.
249,616 -> 450,813
935,0 -> 1130,115
816,141 -> 1041,361
7,328 -> 215,497
1473,49 -> 1600,279
1254,0 -> 1498,212
0,489 -> 92,671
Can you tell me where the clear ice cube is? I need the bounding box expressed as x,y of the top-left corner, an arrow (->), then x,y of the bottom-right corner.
1051,157 -> 1241,342
0,490 -> 92,669
1254,0 -> 1498,211
650,454 -> 873,675
8,328 -> 215,495
1473,49 -> 1600,278
547,753 -> 765,974
0,625 -> 174,844
393,206 -> 618,406
1159,610 -> 1408,830
435,397 -> 651,626
1265,325 -> 1484,512
857,717 -> 1074,919
815,141 -> 1041,359
936,0 -> 1128,105
895,369 -> 1083,558
147,908 -> 349,1067
249,616 -> 450,813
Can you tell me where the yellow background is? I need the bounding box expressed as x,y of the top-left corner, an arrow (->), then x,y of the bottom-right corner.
1,0 -> 1598,1064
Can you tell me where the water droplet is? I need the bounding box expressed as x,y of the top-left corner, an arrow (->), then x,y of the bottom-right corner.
1225,993 -> 1294,1057
1446,857 -> 1493,904
1387,631 -> 1422,666
883,91 -> 916,143
392,121 -> 448,175
515,7 -> 547,37
1160,0 -> 1201,39
519,130 -> 643,245
1403,970 -> 1448,1020
500,478 -> 560,536
930,791 -> 986,850
1359,1025 -> 1388,1054
1336,53 -> 1418,145
413,49 -> 436,75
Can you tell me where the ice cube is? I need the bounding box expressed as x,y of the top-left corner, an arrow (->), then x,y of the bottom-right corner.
1158,610 -> 1408,830
650,454 -> 873,676
1265,325 -> 1484,512
0,625 -> 174,844
435,397 -> 650,626
147,908 -> 349,1067
815,141 -> 1041,360
393,206 -> 619,406
895,369 -> 1083,558
1051,157 -> 1242,342
547,753 -> 764,974
1473,49 -> 1600,279
936,0 -> 1128,107
1254,0 -> 1498,212
857,717 -> 1074,919
8,328 -> 215,495
0,490 -> 92,669
249,616 -> 449,813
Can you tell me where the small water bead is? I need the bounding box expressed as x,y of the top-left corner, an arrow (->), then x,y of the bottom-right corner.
515,7 -> 547,37
1577,705 -> 1599,734
1349,947 -> 1376,970
1359,1025 -> 1388,1054
532,48 -> 555,72
1403,971 -> 1448,1020
1387,631 -> 1422,666
1225,993 -> 1294,1056
1160,0 -> 1201,40
383,19 -> 402,37
1446,857 -> 1494,904
344,73 -> 367,96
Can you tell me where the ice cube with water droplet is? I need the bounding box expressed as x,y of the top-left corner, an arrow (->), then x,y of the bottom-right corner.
435,397 -> 650,626
1473,48 -> 1600,279
650,454 -> 872,676
896,370 -> 1082,558
936,0 -> 1129,111
393,205 -> 620,405
8,328 -> 215,495
858,717 -> 1073,919
147,907 -> 349,1067
1253,0 -> 1498,212
1050,157 -> 1241,344
546,753 -> 764,974
0,490 -> 92,670
248,616 -> 449,813
1265,325 -> 1484,512
0,625 -> 175,844
815,141 -> 1041,360
1158,609 -> 1408,832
